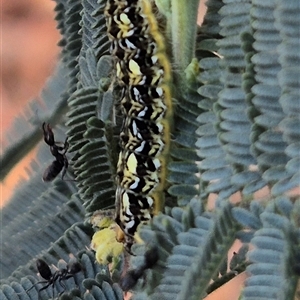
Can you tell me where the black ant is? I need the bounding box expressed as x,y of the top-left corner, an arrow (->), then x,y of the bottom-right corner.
119,246 -> 159,291
23,258 -> 82,299
42,123 -> 69,181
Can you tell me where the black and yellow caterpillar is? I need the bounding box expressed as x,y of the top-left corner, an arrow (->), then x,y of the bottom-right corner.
105,0 -> 172,252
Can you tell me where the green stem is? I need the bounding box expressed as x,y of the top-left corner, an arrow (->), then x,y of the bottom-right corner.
171,0 -> 200,74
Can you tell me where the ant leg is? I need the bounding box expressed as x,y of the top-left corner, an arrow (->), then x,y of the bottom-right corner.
58,278 -> 67,294
36,282 -> 52,300
62,137 -> 69,154
17,280 -> 49,295
61,155 -> 68,180
50,272 -> 60,300
61,155 -> 78,182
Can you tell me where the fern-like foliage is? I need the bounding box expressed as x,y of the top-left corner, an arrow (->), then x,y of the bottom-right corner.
1,0 -> 299,299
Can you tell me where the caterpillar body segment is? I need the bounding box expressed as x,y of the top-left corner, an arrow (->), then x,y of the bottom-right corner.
119,117 -> 171,167
115,187 -> 164,251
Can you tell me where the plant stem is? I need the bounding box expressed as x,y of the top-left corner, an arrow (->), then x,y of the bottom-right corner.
171,0 -> 200,74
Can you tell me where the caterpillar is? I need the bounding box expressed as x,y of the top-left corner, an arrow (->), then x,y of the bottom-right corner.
105,0 -> 172,252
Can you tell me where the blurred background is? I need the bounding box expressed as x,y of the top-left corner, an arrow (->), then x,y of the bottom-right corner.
1,1 -> 246,299
1,0 -> 59,205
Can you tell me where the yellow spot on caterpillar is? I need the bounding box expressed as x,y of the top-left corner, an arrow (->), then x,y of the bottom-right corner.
126,152 -> 138,173
129,59 -> 142,75
119,12 -> 131,25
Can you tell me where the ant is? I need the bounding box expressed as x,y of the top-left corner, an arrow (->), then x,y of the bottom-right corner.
23,258 -> 82,299
42,122 -> 69,181
119,246 -> 159,291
